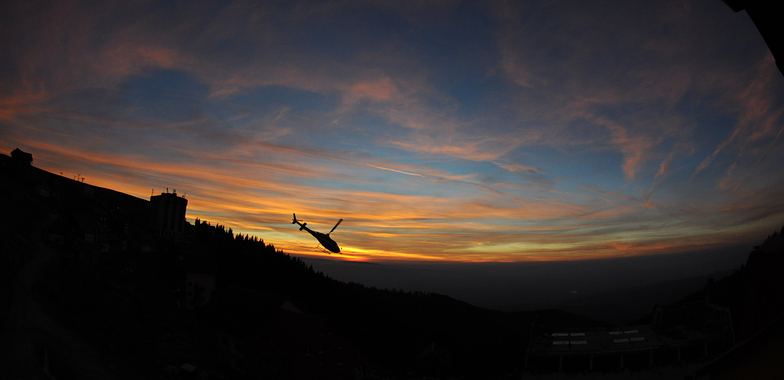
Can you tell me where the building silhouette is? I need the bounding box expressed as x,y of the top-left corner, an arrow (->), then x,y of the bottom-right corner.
723,0 -> 783,76
525,278 -> 735,374
11,148 -> 32,165
149,190 -> 188,240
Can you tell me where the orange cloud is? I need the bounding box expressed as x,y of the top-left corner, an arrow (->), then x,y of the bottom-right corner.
593,117 -> 653,181
346,78 -> 398,102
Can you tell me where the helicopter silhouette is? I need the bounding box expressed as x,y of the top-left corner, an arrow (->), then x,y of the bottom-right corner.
292,213 -> 343,254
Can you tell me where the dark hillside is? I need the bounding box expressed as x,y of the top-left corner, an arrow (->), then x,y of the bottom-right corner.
191,220 -> 603,378
641,225 -> 784,343
1,153 -> 603,379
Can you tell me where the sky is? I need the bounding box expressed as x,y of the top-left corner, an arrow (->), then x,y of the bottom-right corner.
2,0 -> 784,263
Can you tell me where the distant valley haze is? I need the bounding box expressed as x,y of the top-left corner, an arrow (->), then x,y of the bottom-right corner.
299,240 -> 754,322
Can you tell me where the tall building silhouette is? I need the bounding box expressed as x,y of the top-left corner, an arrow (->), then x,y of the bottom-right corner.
150,190 -> 188,240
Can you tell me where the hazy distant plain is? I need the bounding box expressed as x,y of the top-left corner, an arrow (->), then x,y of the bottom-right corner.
299,241 -> 753,323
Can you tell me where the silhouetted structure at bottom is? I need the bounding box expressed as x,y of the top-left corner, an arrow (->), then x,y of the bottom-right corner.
524,289 -> 734,374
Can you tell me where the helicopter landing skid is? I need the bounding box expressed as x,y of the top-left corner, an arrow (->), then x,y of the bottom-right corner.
316,244 -> 332,255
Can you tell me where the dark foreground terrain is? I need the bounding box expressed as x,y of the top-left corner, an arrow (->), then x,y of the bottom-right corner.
2,152 -> 783,379
0,153 -> 603,380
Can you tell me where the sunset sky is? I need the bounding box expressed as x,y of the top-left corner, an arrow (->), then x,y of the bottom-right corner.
2,0 -> 783,263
